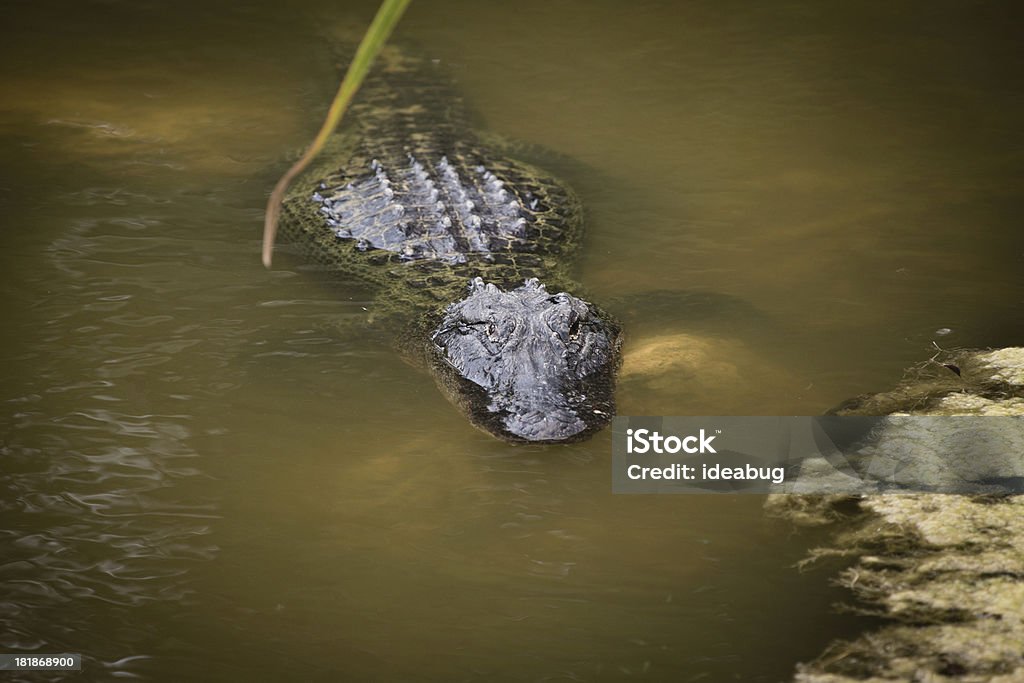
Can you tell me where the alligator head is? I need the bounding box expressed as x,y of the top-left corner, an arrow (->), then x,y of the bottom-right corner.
429,277 -> 621,443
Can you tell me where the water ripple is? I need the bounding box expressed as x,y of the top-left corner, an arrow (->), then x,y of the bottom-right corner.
1,394 -> 221,672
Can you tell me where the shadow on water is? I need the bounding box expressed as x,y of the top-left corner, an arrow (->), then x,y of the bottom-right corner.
1,0 -> 1022,680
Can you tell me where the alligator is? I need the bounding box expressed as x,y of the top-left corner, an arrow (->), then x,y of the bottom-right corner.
278,48 -> 622,443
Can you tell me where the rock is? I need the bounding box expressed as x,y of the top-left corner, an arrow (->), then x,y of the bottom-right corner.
768,348 -> 1024,682
619,332 -> 813,414
830,347 -> 1024,417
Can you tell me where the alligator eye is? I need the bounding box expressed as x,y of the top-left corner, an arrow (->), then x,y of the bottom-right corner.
487,323 -> 497,338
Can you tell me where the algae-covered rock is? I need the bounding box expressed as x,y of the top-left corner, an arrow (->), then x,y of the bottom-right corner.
771,348 -> 1024,682
794,494 -> 1024,682
775,347 -> 1024,495
830,347 -> 1024,417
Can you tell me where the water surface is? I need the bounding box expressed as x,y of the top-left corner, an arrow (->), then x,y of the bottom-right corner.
2,1 -> 1022,680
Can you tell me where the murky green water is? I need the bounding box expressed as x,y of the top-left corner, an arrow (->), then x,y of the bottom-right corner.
2,1 -> 1022,680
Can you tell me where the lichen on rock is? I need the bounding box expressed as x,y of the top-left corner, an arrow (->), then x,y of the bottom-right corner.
768,347 -> 1024,682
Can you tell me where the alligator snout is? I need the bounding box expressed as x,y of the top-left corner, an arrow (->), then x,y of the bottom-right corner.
502,406 -> 589,442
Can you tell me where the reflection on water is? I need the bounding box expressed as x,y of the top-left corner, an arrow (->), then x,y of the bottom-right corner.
1,0 -> 1022,680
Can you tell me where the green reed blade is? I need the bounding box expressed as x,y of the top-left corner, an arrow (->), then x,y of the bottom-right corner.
262,0 -> 413,268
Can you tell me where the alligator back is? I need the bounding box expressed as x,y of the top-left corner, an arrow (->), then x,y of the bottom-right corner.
280,48 -> 584,311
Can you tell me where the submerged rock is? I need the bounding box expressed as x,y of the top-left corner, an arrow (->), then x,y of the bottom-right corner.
767,347 -> 1024,682
619,332 -> 812,414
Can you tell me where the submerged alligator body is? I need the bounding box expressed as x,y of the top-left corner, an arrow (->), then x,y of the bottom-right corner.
280,49 -> 621,443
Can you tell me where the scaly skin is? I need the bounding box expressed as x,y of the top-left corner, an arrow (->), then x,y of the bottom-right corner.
279,48 -> 621,443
